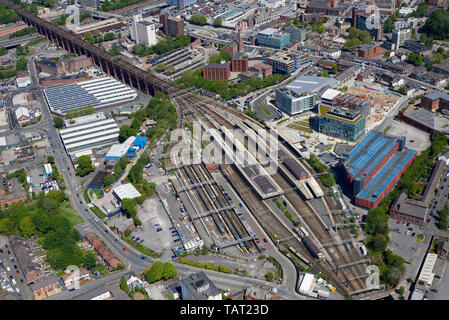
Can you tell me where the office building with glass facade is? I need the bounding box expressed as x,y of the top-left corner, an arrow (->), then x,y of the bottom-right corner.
318,105 -> 366,141
257,28 -> 290,49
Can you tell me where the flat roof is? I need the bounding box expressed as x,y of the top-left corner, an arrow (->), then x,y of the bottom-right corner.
106,136 -> 136,158
113,183 -> 141,200
404,108 -> 449,132
320,88 -> 342,101
423,91 -> 449,102
64,112 -> 107,128
392,193 -> 427,219
418,253 -> 437,286
286,76 -> 338,94
319,105 -> 364,124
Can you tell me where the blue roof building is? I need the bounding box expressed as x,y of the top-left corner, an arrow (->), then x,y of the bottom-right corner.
134,136 -> 147,149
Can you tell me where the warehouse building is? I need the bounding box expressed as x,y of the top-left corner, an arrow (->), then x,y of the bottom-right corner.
59,112 -> 119,155
113,183 -> 141,203
43,77 -> 137,114
105,136 -> 137,161
341,131 -> 416,209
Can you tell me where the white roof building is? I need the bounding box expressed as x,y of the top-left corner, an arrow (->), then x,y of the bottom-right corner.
43,163 -> 52,175
105,136 -> 136,160
418,253 -> 437,288
59,114 -> 119,155
16,76 -> 31,88
299,273 -> 315,295
113,183 -> 141,202
320,88 -> 342,104
15,106 -> 30,120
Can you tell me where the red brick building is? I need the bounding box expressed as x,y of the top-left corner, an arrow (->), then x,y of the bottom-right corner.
420,92 -> 449,111
203,63 -> 230,81
356,44 -> 384,58
249,62 -> 272,79
231,52 -> 248,72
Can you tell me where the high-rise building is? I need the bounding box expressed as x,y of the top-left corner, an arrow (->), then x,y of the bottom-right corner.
159,14 -> 185,37
130,14 -> 157,46
284,27 -> 307,44
355,13 -> 383,41
392,28 -> 411,49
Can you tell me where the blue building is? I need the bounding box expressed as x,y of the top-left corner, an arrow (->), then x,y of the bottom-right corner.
168,0 -> 197,8
257,28 -> 290,49
134,136 -> 147,149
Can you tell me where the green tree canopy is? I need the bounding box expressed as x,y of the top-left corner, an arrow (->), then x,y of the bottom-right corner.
190,14 -> 207,26
76,155 -> 94,176
162,262 -> 178,280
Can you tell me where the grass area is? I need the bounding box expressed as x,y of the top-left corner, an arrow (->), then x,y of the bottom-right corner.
287,123 -> 313,133
58,208 -> 84,227
123,237 -> 162,258
83,188 -> 91,204
90,205 -> 106,219
179,258 -> 233,274
262,106 -> 272,116
277,118 -> 288,125
383,126 -> 391,134
417,234 -> 424,242
89,189 -> 104,200
325,146 -> 333,151
27,37 -> 47,46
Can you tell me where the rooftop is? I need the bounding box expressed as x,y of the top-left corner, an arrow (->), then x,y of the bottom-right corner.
286,76 -> 338,94
404,108 -> 449,133
319,104 -> 364,124
391,192 -> 428,219
113,183 -> 141,201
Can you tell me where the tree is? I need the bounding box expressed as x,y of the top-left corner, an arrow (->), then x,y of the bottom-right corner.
103,173 -> 114,187
213,17 -> 222,27
109,45 -> 120,56
76,155 -> 94,176
121,198 -> 137,218
265,272 -> 274,282
408,53 -> 423,66
120,277 -> 130,293
145,261 -> 164,283
19,216 -> 35,237
83,251 -> 97,269
423,9 -> 449,40
190,14 -> 207,25
47,155 -> 55,163
103,32 -> 114,41
162,262 -> 177,280
332,64 -> 338,74
0,217 -> 16,235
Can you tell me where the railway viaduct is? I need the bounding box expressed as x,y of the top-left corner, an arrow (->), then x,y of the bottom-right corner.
1,0 -> 177,97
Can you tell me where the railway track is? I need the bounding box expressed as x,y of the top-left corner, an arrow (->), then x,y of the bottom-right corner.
167,79 -> 370,295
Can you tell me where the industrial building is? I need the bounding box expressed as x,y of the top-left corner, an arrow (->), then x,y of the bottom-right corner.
256,28 -> 290,49
203,63 -> 231,81
59,112 -> 119,155
342,131 -> 417,209
318,105 -> 366,141
263,51 -> 309,74
43,77 -> 137,114
130,14 -> 157,46
231,52 -> 248,73
113,183 -> 141,203
399,107 -> 449,134
275,89 -> 316,115
105,136 -> 137,161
